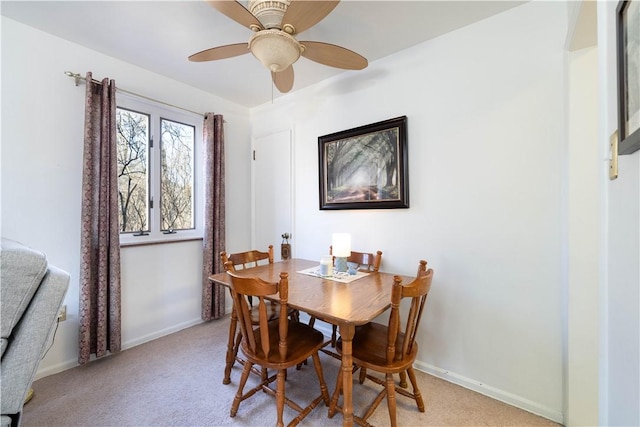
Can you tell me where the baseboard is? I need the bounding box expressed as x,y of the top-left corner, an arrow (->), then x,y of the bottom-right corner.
414,361 -> 564,424
34,358 -> 79,380
34,317 -> 203,381
121,318 -> 203,350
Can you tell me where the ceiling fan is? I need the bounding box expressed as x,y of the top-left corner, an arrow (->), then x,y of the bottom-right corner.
188,0 -> 368,93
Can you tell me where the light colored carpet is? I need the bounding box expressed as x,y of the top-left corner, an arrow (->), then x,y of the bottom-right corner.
23,316 -> 560,426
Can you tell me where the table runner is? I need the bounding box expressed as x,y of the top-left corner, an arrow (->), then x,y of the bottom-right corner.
297,266 -> 369,284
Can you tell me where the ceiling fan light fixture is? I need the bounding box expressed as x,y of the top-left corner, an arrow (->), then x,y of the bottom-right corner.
249,29 -> 301,73
248,0 -> 291,29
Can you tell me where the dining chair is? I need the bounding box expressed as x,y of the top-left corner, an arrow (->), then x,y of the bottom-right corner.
226,265 -> 330,427
309,248 -> 383,349
331,246 -> 383,273
220,246 -> 276,384
220,246 -> 302,383
328,260 -> 434,427
221,245 -> 275,314
221,245 -> 274,271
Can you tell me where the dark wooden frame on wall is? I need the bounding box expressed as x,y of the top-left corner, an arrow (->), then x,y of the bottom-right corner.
616,0 -> 640,154
318,116 -> 409,210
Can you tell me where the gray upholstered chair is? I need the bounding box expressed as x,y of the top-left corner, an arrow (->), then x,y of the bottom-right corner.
1,238 -> 70,427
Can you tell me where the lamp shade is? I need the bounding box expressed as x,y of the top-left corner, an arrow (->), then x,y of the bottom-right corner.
248,29 -> 302,73
332,233 -> 351,257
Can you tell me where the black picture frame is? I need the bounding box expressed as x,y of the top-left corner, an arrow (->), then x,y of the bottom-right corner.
318,116 -> 409,210
616,0 -> 640,155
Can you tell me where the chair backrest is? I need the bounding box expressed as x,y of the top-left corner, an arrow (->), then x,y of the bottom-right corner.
329,246 -> 382,272
225,263 -> 289,361
386,260 -> 434,365
221,245 -> 274,272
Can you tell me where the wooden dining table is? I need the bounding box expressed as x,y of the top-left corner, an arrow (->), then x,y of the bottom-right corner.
209,258 -> 414,427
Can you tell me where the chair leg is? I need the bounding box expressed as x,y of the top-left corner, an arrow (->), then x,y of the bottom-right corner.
223,306 -> 239,384
231,361 -> 253,417
385,373 -> 398,427
399,370 -> 408,388
328,365 -> 343,418
311,352 -> 330,406
299,315 -> 316,371
359,367 -> 367,384
233,332 -> 242,362
406,367 -> 425,412
276,369 -> 286,427
331,324 -> 338,347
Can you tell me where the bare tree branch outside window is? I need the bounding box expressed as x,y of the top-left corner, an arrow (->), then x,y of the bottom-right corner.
116,108 -> 149,233
160,119 -> 194,231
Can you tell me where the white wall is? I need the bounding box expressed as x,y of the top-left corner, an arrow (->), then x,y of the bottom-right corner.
598,2 -> 640,425
1,18 -> 251,376
565,45 -> 599,426
251,1 -> 566,422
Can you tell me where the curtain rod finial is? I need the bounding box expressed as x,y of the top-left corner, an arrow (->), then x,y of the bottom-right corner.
64,71 -> 81,86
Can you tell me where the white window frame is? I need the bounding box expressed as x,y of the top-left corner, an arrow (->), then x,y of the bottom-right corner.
117,93 -> 203,246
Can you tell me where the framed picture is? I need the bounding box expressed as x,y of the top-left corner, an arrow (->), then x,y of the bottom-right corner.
616,0 -> 640,154
318,116 -> 409,210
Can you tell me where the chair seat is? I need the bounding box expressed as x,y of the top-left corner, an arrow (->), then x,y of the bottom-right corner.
337,322 -> 418,373
243,320 -> 326,368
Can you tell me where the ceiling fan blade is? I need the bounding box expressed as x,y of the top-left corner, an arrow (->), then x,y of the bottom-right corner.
282,0 -> 339,34
188,43 -> 249,62
300,41 -> 368,70
272,66 -> 294,93
206,1 -> 263,31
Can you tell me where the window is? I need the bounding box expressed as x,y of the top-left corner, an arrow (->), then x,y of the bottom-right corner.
160,118 -> 195,232
117,108 -> 149,233
116,94 -> 202,244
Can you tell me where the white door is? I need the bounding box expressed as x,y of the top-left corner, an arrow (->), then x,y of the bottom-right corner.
252,130 -> 292,261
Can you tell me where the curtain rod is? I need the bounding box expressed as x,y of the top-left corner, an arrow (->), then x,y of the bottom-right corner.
64,71 -> 205,118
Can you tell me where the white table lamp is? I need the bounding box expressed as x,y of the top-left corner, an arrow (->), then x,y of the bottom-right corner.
332,233 -> 351,273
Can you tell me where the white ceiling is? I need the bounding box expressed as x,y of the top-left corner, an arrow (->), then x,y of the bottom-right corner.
1,0 -> 525,108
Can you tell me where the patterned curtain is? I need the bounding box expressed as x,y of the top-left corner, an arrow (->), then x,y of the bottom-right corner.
202,114 -> 226,320
78,72 -> 121,364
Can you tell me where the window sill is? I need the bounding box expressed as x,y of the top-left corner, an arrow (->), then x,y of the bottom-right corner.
120,236 -> 203,248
